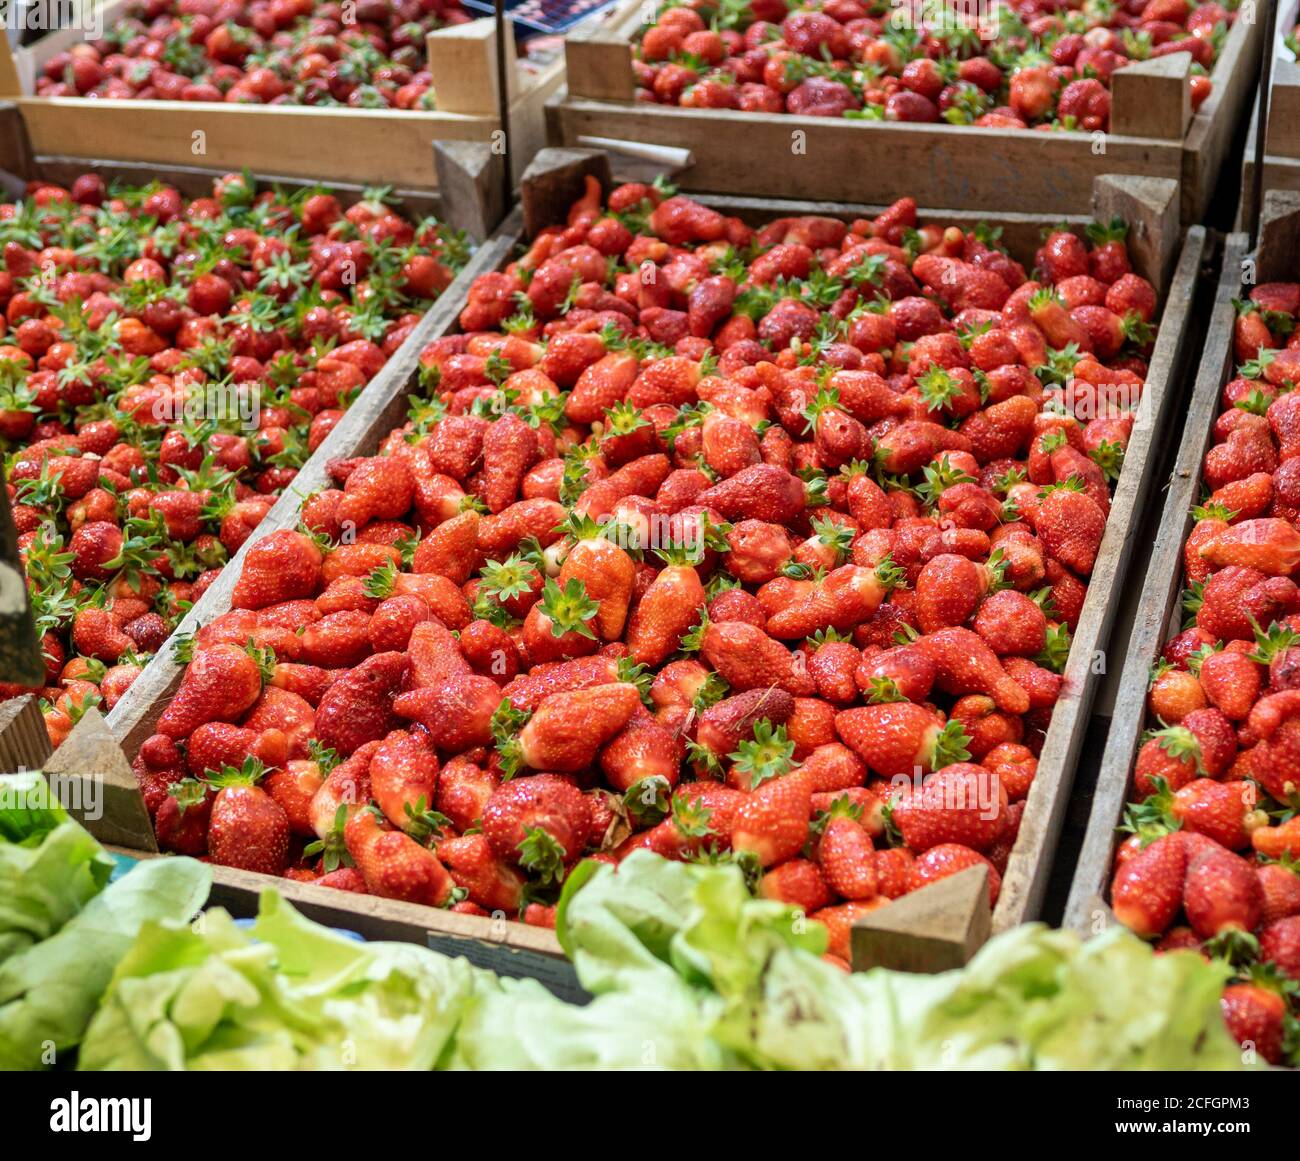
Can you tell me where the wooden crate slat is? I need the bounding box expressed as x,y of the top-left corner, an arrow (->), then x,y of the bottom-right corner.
1063,232 -> 1248,936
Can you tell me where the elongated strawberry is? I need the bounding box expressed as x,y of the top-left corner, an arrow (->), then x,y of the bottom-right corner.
1220,980 -> 1289,1065
392,674 -> 502,750
732,768 -> 812,867
699,618 -> 813,695
513,683 -> 642,773
314,650 -> 407,756
556,513 -> 637,641
625,547 -> 707,666
696,462 -> 806,524
817,812 -> 878,899
835,702 -> 970,778
695,687 -> 796,761
1198,517 -> 1300,575
369,729 -> 441,835
230,529 -> 323,610
1110,831 -> 1189,938
1035,479 -> 1106,576
411,509 -> 481,584
766,561 -> 898,639
914,627 -> 1031,714
480,411 -> 539,514
344,806 -> 455,906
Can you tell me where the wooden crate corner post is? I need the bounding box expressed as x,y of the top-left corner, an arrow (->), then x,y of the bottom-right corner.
1256,189 -> 1300,283
1110,51 -> 1194,141
0,695 -> 51,773
563,0 -> 640,102
850,865 -> 992,974
432,139 -> 507,242
425,18 -> 518,116
519,147 -> 612,240
42,705 -> 157,851
1091,173 -> 1180,295
1264,59 -> 1300,163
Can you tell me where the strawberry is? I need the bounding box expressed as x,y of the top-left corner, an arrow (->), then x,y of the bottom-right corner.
513,683 -> 642,773
696,462 -> 806,524
915,627 -> 1031,714
480,412 -> 539,514
313,651 -> 407,756
481,773 -> 592,880
1035,480 -> 1106,575
263,759 -> 324,838
437,832 -> 525,913
204,758 -> 290,874
556,515 -> 637,641
153,779 -> 213,856
695,688 -> 796,760
699,618 -> 813,696
1182,845 -> 1262,944
817,813 -> 878,899
1220,981 -> 1289,1065
625,550 -> 707,666
889,762 -> 1007,853
908,843 -> 1001,904
1110,831 -> 1189,938
344,806 -> 455,907
835,702 -> 970,778
411,510 -> 481,584
732,768 -> 812,867
369,729 -> 441,835
1199,517 -> 1300,575
600,714 -> 682,793
231,529 -> 323,610
337,456 -> 415,531
157,642 -> 264,739
1256,860 -> 1300,924
759,858 -> 834,913
1259,915 -> 1300,978
392,673 -> 502,751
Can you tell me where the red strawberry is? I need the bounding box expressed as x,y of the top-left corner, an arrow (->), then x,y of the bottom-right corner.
696,463 -> 806,524
480,412 -> 539,514
369,729 -> 441,834
1182,844 -> 1262,943
700,618 -> 814,696
600,714 -> 682,793
1259,915 -> 1300,978
313,651 -> 407,756
625,556 -> 706,666
759,857 -> 834,912
915,627 -> 1032,714
817,813 -> 878,899
1035,481 -> 1106,575
1110,831 -> 1188,938
482,773 -> 592,880
231,529 -> 323,610
835,702 -> 970,779
437,832 -> 525,912
157,642 -> 264,739
890,762 -> 1008,853
336,456 -> 415,530
344,806 -> 455,906
153,779 -> 214,856
263,759 -> 324,838
908,843 -> 1001,904
732,768 -> 812,867
204,758 -> 290,874
1220,982 -> 1289,1065
392,674 -> 502,750
515,683 -> 642,773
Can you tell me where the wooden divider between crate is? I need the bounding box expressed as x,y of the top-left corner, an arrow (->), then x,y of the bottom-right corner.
0,695 -> 51,773
1062,227 -> 1256,937
1265,60 -> 1300,162
551,11 -> 1260,223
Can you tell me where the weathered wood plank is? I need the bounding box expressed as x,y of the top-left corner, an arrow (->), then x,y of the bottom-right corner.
1064,233 -> 1247,936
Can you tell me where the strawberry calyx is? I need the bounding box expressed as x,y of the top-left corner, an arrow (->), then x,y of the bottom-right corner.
928,718 -> 973,770
623,775 -> 671,827
304,803 -> 354,873
402,796 -> 452,844
729,719 -> 796,790
691,670 -> 730,714
167,777 -> 209,815
517,825 -> 568,885
479,553 -> 540,604
1247,616 -> 1299,666
1034,623 -> 1073,674
201,755 -> 267,789
866,675 -> 907,704
1148,725 -> 1205,776
540,576 -> 599,641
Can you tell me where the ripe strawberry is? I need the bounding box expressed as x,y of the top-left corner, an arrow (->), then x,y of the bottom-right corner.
1220,980 -> 1289,1065
153,778 -> 213,856
437,832 -> 525,913
345,806 -> 455,906
908,843 -> 1001,904
514,683 -> 642,773
835,702 -> 970,778
1259,915 -> 1300,978
695,687 -> 796,759
915,627 -> 1032,714
732,768 -> 812,867
889,762 -> 1008,853
1182,844 -> 1262,943
393,674 -> 502,751
817,813 -> 878,899
204,758 -> 290,874
1110,831 -> 1189,938
1253,816 -> 1300,862
696,462 -> 806,524
263,759 -> 324,838
699,618 -> 814,696
759,858 -> 833,913
231,529 -> 323,610
369,729 -> 441,835
600,714 -> 682,793
625,553 -> 706,666
157,642 -> 264,739
481,773 -> 592,880
557,517 -> 637,641
1256,861 -> 1300,924
480,412 -> 539,514
1035,481 -> 1106,575
313,651 -> 407,756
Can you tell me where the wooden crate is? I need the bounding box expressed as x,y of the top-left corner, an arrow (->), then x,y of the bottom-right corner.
548,0 -> 1261,223
1061,205 -> 1299,935
52,148 -> 1204,976
0,10 -> 564,187
1240,69 -> 1300,231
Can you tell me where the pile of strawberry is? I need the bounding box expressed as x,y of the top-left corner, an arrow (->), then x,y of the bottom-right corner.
34,0 -> 471,109
134,176 -> 1159,962
0,172 -> 465,744
1109,286 -> 1300,1065
632,0 -> 1229,130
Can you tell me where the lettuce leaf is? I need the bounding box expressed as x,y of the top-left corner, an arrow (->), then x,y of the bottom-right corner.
0,771 -> 114,961
0,854 -> 210,1069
